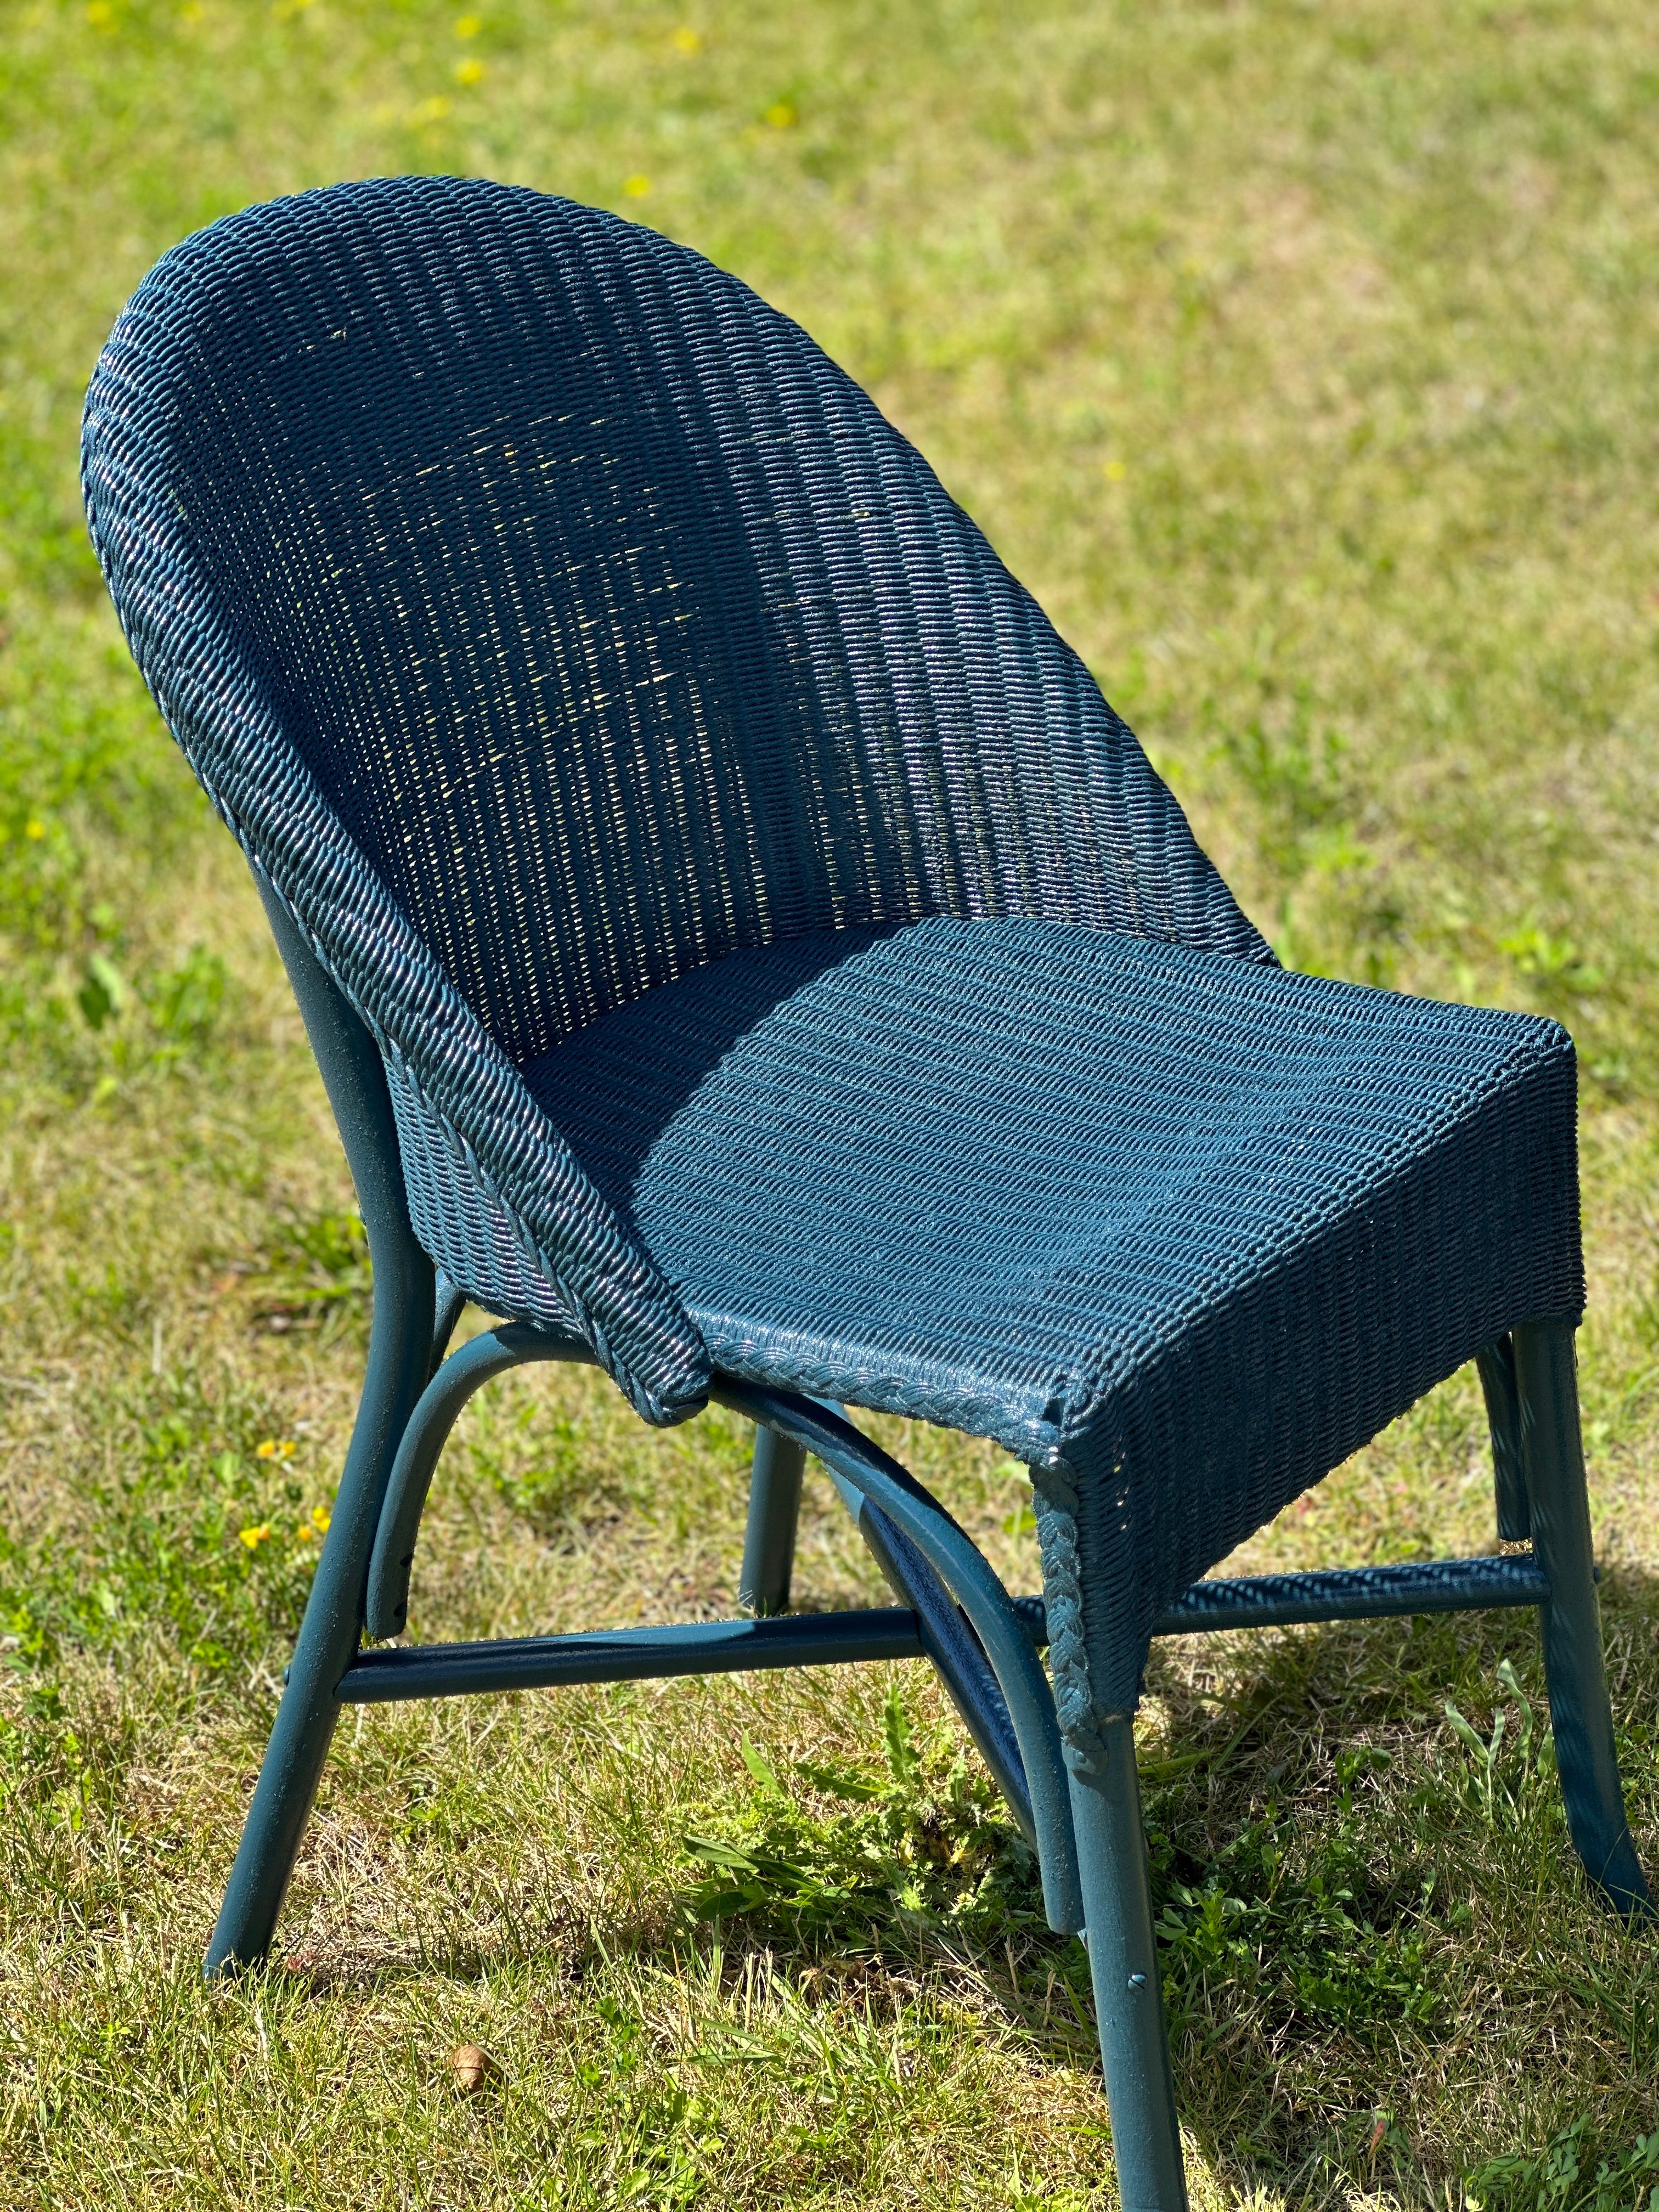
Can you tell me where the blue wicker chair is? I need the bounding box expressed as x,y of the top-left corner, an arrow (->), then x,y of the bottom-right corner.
82,176 -> 1647,2211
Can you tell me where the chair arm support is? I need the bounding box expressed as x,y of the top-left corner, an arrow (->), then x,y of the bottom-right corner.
365,1323 -> 590,1638
367,1329 -> 1084,1932
709,1379 -> 1084,1936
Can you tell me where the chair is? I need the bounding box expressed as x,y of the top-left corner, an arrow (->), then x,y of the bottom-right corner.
82,176 -> 1648,2211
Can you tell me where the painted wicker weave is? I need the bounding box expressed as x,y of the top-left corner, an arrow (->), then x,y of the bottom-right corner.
523,915 -> 1579,1727
81,176 -> 1581,1744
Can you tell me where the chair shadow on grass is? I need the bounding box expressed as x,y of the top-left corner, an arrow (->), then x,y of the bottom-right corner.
641,1582 -> 1656,2205
1127,1578 -> 1659,2204
278,1579 -> 1659,2205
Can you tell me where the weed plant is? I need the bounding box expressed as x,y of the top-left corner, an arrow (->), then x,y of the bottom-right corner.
2,1 -> 1658,2205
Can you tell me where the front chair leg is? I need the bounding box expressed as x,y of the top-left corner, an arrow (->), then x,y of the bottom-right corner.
1069,1718 -> 1189,2212
1513,1318 -> 1652,1918
205,1240 -> 433,1974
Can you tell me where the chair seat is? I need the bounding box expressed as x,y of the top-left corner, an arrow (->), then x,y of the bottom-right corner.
522,915 -> 1580,1714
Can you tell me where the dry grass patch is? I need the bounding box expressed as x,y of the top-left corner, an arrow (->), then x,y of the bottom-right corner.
4,1 -> 1659,2204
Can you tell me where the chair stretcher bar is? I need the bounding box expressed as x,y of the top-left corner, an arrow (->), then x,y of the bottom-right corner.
336,1551 -> 1551,1703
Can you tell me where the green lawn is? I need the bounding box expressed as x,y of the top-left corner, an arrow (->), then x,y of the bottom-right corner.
3,1 -> 1659,2204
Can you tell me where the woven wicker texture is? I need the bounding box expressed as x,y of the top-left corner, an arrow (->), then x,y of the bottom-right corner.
81,176 -> 1583,1728
81,173 -> 1269,1427
523,915 -> 1581,1717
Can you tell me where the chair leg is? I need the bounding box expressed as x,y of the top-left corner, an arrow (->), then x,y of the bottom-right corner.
1512,1318 -> 1652,1918
1069,1717 -> 1189,2212
1477,1331 -> 1530,1542
738,1424 -> 806,1616
205,1239 -> 433,1974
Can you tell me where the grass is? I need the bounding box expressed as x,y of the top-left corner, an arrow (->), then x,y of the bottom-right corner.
2,0 -> 1658,2203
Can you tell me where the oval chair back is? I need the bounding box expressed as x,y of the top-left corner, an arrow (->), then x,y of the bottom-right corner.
81,175 -> 1268,1420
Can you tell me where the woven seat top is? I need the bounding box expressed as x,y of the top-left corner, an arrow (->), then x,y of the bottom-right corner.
523,913 -> 1576,1456
521,913 -> 1579,1702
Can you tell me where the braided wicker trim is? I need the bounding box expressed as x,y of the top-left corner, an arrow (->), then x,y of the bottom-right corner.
1030,1459 -> 1116,1774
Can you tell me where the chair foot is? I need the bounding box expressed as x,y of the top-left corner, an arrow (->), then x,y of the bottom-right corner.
1513,1319 -> 1652,1920
208,1250 -> 431,1968
208,1283 -> 428,1970
205,1645 -> 347,1973
208,1255 -> 432,1969
1069,1718 -> 1189,2212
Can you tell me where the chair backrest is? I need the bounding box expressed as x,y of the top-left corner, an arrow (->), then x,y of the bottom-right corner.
84,176 -> 1267,1054
82,176 -> 1270,1421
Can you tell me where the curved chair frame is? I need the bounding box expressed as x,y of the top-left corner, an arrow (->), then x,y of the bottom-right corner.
207,877 -> 1650,2212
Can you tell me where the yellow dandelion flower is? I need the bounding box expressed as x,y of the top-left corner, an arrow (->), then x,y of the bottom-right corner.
623,174 -> 652,198
239,1523 -> 272,1550
311,1505 -> 331,1533
672,26 -> 701,53
1102,459 -> 1127,482
25,820 -> 46,840
87,1 -> 114,23
764,100 -> 797,129
454,56 -> 484,85
295,1522 -> 313,1543
455,11 -> 482,33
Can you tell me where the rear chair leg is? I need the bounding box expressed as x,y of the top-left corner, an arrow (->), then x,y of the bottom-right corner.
1511,1318 -> 1651,1918
1476,1331 -> 1530,1542
738,1424 -> 806,1617
205,1245 -> 433,1973
1069,1718 -> 1189,2212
